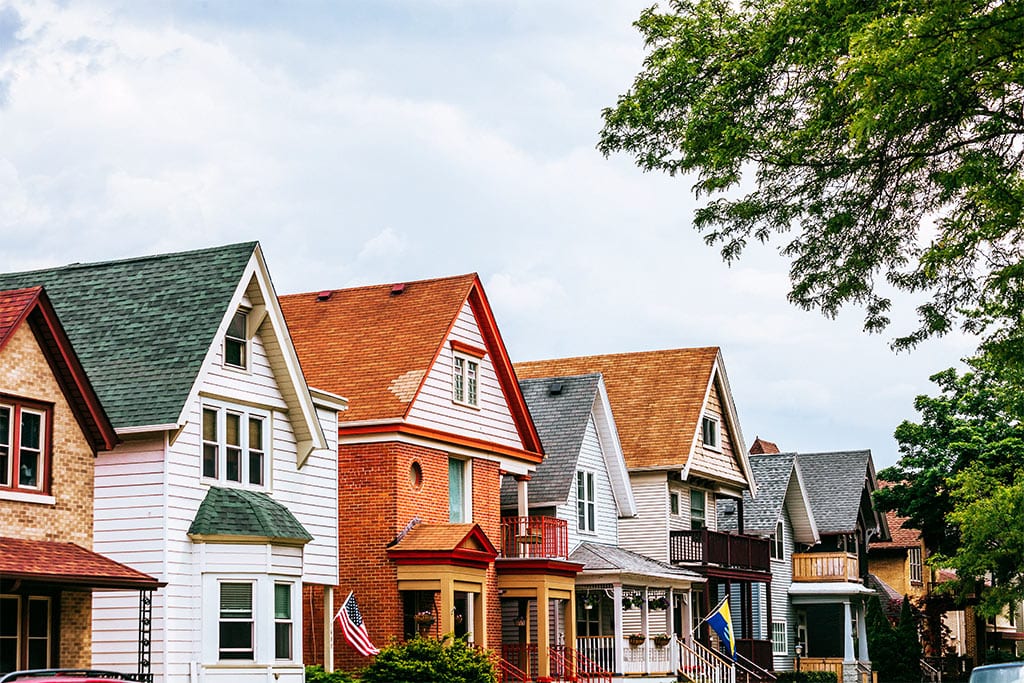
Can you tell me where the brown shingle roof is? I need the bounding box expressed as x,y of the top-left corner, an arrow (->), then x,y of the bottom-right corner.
514,348 -> 720,470
0,536 -> 160,589
749,437 -> 780,455
390,524 -> 480,552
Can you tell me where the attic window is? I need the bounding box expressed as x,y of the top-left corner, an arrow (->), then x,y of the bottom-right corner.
452,352 -> 479,408
224,310 -> 248,370
701,415 -> 720,451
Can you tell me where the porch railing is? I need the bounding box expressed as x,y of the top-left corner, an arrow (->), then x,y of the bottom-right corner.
549,646 -> 613,683
792,551 -> 860,582
501,643 -> 538,680
576,635 -> 616,674
669,529 -> 771,571
500,515 -> 569,560
680,637 -> 733,683
737,638 -> 775,673
800,657 -> 845,681
495,655 -> 529,683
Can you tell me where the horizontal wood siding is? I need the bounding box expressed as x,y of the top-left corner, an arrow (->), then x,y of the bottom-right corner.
618,472 -> 669,563
92,434 -> 167,677
690,380 -> 745,484
406,302 -> 523,450
555,415 -> 618,550
773,509 -> 796,671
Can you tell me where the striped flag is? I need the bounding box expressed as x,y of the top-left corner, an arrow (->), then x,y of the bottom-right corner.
336,591 -> 379,657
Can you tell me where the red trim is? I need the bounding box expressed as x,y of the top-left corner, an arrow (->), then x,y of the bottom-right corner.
387,548 -> 497,571
340,422 -> 544,463
494,558 -> 584,578
450,340 -> 488,358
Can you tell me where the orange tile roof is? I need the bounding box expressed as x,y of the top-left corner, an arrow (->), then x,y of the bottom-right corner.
871,481 -> 923,549
514,348 -> 721,470
749,437 -> 780,455
0,536 -> 160,589
390,524 -> 480,552
281,274 -> 478,423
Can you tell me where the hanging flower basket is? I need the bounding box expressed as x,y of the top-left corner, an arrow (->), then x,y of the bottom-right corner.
653,634 -> 672,648
622,594 -> 643,610
648,596 -> 669,611
582,593 -> 601,610
413,610 -> 435,624
628,634 -> 646,647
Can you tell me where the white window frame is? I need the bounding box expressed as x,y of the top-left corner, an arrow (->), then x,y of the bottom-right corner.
577,471 -> 596,533
448,456 -> 472,523
274,582 -> 295,661
670,491 -> 681,516
223,309 -> 250,371
690,489 -> 707,530
909,546 -> 923,584
201,401 -> 269,488
701,415 -> 721,451
218,581 -> 255,661
771,619 -> 788,655
452,351 -> 480,408
770,520 -> 785,561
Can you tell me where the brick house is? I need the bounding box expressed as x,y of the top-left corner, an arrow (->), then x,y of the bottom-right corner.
0,244 -> 342,683
281,274 -> 582,677
0,286 -> 158,676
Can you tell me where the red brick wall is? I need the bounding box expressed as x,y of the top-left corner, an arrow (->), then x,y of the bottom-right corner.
303,438 -> 507,672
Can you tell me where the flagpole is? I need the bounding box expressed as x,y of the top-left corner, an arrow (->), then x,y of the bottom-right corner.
692,595 -> 729,634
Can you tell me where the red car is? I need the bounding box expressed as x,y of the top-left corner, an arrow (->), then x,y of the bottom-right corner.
0,671 -> 138,683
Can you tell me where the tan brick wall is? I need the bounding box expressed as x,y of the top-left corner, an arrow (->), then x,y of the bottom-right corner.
59,590 -> 92,668
0,323 -> 96,546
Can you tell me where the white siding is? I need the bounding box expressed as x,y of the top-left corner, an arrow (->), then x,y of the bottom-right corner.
618,472 -> 669,563
557,416 -> 618,550
406,301 -> 523,449
772,509 -> 797,670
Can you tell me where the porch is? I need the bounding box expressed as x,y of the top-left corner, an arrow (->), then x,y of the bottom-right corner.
669,529 -> 771,572
500,515 -> 569,560
792,552 -> 860,583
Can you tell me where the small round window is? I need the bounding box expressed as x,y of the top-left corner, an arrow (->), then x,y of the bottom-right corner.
409,461 -> 423,490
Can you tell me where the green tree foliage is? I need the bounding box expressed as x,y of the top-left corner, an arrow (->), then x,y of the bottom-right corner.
894,597 -> 923,681
360,635 -> 497,683
877,352 -> 1024,616
865,594 -> 899,682
599,0 -> 1024,352
304,665 -> 357,683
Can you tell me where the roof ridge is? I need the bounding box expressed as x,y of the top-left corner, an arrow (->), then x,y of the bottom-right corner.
516,346 -> 720,366
282,272 -> 478,299
1,241 -> 258,278
518,372 -> 603,382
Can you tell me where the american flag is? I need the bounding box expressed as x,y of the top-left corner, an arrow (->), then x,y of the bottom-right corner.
336,591 -> 379,657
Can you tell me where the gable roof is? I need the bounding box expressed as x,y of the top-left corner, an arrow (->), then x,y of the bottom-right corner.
0,243 -> 257,428
0,287 -> 117,451
514,348 -> 751,483
280,273 -> 542,455
719,452 -> 819,544
570,542 -> 703,583
188,486 -> 313,546
0,535 -> 160,590
797,450 -> 885,536
750,437 -> 780,455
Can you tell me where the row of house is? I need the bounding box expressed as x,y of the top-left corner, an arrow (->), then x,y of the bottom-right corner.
0,241 -> 929,683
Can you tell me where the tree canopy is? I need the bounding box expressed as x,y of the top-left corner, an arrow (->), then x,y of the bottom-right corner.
876,352 -> 1024,616
599,0 -> 1024,353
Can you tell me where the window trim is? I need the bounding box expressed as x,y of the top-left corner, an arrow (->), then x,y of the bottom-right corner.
274,582 -> 294,660
201,401 -> 270,488
690,489 -> 707,530
770,520 -> 785,561
452,351 -> 481,408
908,546 -> 923,584
771,619 -> 788,655
577,471 -> 596,533
0,398 -> 53,496
223,309 -> 251,372
448,457 -> 472,523
701,415 -> 721,452
670,491 -> 681,516
218,580 -> 255,661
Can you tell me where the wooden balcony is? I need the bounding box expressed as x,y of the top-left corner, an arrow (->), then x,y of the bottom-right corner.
792,551 -> 860,582
669,529 -> 771,572
500,516 -> 569,560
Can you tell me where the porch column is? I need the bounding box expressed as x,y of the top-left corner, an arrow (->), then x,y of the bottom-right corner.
857,600 -> 869,662
613,583 -> 625,675
538,586 -> 551,679
668,587 -> 678,671
441,575 -> 456,635
843,600 -> 855,663
516,475 -> 530,518
642,586 -> 650,673
324,586 -> 334,672
565,595 -> 577,652
466,591 -> 476,645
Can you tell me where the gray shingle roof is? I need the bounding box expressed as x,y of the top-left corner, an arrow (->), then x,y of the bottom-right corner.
570,542 -> 703,582
0,243 -> 256,428
501,374 -> 601,508
718,453 -> 797,534
796,450 -> 872,535
189,486 -> 312,543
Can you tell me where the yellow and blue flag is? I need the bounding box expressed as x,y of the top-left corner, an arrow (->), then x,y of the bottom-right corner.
706,596 -> 735,660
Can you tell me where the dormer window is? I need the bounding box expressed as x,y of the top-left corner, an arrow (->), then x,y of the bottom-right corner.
452,352 -> 479,407
224,311 -> 248,370
701,415 -> 720,451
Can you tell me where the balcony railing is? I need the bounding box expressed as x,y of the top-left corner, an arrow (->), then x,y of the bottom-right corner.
792,551 -> 860,582
500,516 -> 569,560
669,529 -> 771,572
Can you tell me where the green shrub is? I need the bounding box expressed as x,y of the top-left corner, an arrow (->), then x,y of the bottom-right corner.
304,664 -> 357,682
777,671 -> 839,683
361,634 -> 496,683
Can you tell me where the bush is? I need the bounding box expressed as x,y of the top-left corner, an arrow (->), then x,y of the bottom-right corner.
361,634 -> 496,683
304,664 -> 357,682
776,672 -> 838,683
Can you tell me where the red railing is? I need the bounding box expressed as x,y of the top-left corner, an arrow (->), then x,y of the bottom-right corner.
669,529 -> 771,571
495,654 -> 529,683
549,646 -> 613,683
501,643 -> 539,679
500,516 -> 569,559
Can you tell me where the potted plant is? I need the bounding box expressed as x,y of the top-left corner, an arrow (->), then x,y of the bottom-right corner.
648,596 -> 669,611
628,633 -> 646,647
653,633 -> 672,647
413,610 -> 435,636
582,593 -> 601,610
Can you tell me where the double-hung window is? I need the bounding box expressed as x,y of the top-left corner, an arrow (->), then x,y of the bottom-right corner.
202,403 -> 267,486
0,400 -> 49,494
690,489 -> 706,530
909,547 -> 923,584
770,521 -> 785,560
274,583 -> 293,659
771,620 -> 788,655
452,352 -> 479,407
0,595 -> 51,671
577,471 -> 596,533
224,310 -> 249,370
701,415 -> 720,450
219,582 -> 254,660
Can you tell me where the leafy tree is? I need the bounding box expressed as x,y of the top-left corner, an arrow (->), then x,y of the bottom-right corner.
865,594 -> 899,682
893,597 -> 923,681
361,634 -> 496,683
599,0 -> 1024,352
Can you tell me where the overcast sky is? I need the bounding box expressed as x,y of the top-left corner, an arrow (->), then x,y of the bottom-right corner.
0,0 -> 976,469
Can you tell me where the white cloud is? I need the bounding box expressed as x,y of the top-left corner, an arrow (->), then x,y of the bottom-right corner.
358,227 -> 407,262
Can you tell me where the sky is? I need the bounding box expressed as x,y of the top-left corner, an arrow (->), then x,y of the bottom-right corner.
0,0 -> 977,469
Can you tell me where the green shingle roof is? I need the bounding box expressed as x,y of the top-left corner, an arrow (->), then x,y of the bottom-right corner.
189,486 -> 313,544
0,242 -> 257,428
